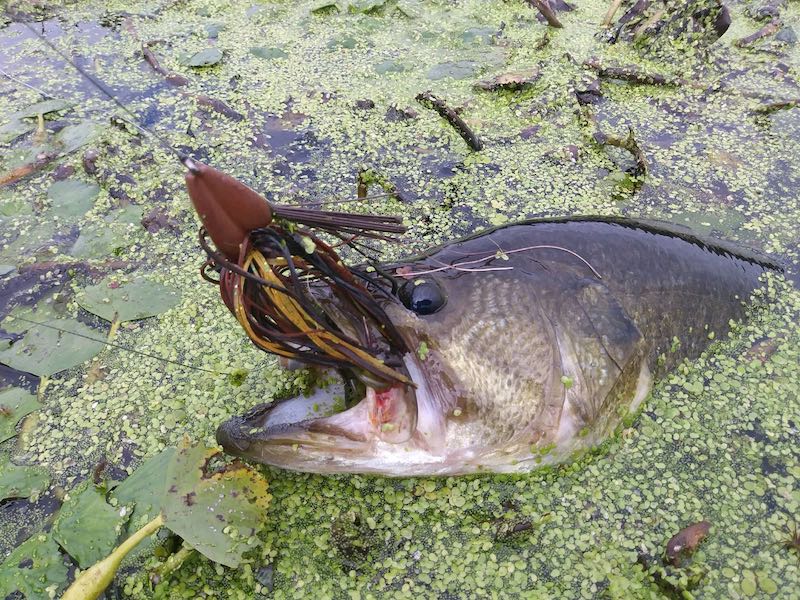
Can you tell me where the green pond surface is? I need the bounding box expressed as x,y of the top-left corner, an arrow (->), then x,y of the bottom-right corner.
1,0 -> 799,598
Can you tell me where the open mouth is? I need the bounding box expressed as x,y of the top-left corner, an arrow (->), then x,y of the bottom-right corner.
215,368 -> 419,463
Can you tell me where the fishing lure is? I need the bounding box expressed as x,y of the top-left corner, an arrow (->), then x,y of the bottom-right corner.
5,11 -> 412,386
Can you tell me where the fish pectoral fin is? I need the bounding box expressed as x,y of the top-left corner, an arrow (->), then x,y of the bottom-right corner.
573,279 -> 643,371
554,279 -> 644,425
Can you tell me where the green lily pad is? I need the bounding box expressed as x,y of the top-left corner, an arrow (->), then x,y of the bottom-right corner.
76,279 -> 180,323
250,46 -> 288,60
163,442 -> 271,568
349,0 -> 391,14
0,387 -> 41,443
427,60 -> 479,80
52,480 -> 132,569
183,48 -> 223,67
69,224 -> 130,258
0,318 -> 104,377
205,22 -> 226,38
0,118 -> 35,143
55,121 -> 100,154
0,458 -> 50,501
11,98 -> 74,120
327,35 -> 360,50
0,533 -> 69,599
375,59 -> 405,74
47,179 -> 100,219
310,1 -> 341,15
110,447 -> 176,524
462,26 -> 495,45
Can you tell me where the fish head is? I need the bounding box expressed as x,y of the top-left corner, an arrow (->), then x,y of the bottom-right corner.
215,256 -> 579,475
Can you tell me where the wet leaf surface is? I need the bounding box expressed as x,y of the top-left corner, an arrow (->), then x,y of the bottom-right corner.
0,387 -> 41,443
55,121 -> 101,154
69,224 -> 130,258
47,178 -> 100,219
110,446 -> 176,524
250,46 -> 288,60
163,442 -> 271,568
0,319 -> 104,377
76,279 -> 180,323
427,60 -> 479,80
52,479 -> 131,568
10,99 -> 74,120
0,119 -> 35,144
183,48 -> 223,67
0,533 -> 68,599
0,458 -> 50,502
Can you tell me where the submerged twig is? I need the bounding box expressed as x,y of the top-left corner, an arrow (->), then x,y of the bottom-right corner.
752,98 -> 800,114
735,19 -> 782,48
602,0 -> 624,27
527,0 -> 563,28
196,95 -> 245,121
141,43 -> 189,86
0,151 -> 58,187
584,57 -> 670,86
415,91 -> 483,151
593,127 -> 648,177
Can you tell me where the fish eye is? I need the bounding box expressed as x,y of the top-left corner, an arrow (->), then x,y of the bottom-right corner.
398,279 -> 446,315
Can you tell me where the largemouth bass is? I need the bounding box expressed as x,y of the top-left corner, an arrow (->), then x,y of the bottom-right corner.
216,217 -> 776,475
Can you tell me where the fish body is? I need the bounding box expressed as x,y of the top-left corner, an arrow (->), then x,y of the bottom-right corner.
217,218 -> 774,476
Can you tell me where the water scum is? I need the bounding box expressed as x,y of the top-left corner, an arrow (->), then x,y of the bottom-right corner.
0,0 -> 799,597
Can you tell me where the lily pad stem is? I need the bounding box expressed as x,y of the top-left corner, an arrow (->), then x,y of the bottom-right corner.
62,513 -> 165,600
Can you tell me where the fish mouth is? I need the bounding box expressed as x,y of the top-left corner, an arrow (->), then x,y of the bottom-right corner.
215,366 -> 426,473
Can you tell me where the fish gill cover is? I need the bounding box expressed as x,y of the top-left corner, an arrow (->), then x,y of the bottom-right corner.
0,0 -> 798,598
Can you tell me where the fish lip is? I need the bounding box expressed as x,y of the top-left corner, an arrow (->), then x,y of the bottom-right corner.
215,392 -> 370,458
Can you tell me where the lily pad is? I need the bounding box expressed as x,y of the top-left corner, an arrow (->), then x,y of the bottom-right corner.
475,68 -> 541,91
349,0 -> 391,14
0,458 -> 50,501
183,48 -> 223,67
250,46 -> 288,60
310,1 -> 341,15
52,480 -> 131,569
0,318 -> 104,377
205,22 -> 226,38
110,447 -> 176,524
47,179 -> 100,219
11,98 -> 74,120
462,26 -> 496,45
0,533 -> 69,599
427,60 -> 479,80
0,118 -> 35,143
163,442 -> 271,568
375,59 -> 405,74
0,387 -> 41,443
77,279 -> 180,323
69,224 -> 130,258
55,121 -> 101,154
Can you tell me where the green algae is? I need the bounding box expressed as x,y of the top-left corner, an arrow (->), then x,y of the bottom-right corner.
0,0 -> 799,597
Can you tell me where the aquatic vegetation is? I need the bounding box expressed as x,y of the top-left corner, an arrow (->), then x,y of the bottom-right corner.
0,0 -> 798,596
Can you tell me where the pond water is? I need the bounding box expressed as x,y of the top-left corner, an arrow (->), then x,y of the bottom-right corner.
1,0 -> 799,598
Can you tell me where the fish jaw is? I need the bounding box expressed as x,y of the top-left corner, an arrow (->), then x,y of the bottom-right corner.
216,362 -> 456,475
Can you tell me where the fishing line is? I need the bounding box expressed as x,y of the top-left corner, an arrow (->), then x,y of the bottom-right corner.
7,12 -> 405,209
10,15 -> 194,168
7,315 -> 230,376
0,67 -> 57,99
